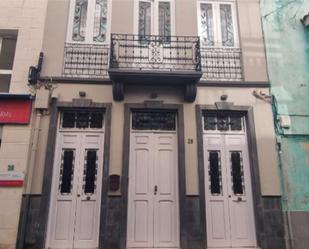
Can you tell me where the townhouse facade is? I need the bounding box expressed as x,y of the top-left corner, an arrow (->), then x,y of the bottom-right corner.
0,0 -> 286,249
261,1 -> 309,248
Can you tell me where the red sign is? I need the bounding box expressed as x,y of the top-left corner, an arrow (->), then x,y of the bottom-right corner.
0,172 -> 24,187
0,99 -> 32,124
0,180 -> 24,187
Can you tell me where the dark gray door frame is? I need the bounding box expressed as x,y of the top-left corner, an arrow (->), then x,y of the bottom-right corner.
36,100 -> 112,249
120,102 -> 186,249
195,104 -> 264,248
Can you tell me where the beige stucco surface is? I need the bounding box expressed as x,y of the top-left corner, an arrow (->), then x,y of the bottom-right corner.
237,0 -> 269,82
43,84 -> 281,196
41,0 -> 69,77
111,0 -> 134,34
175,0 -> 198,36
0,0 -> 48,247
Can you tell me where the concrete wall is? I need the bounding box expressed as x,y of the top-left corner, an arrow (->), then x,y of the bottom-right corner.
261,0 -> 309,248
0,0 -> 48,248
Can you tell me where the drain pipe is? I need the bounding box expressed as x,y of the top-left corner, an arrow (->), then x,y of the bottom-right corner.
16,110 -> 42,249
277,137 -> 294,249
25,110 -> 42,193
271,95 -> 294,249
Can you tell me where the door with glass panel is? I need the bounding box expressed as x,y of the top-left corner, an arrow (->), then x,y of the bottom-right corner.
197,0 -> 242,80
136,0 -> 174,37
67,0 -> 110,43
46,110 -> 105,249
203,112 -> 257,248
197,1 -> 239,47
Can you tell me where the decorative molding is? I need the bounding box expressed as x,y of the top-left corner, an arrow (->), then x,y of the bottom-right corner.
112,82 -> 124,101
184,84 -> 197,102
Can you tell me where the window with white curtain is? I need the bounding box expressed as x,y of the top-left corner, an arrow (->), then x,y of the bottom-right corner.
198,1 -> 239,47
136,0 -> 174,37
68,0 -> 110,43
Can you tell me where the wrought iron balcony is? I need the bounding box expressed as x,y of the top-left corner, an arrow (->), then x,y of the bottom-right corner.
62,43 -> 109,79
201,47 -> 243,81
108,34 -> 203,102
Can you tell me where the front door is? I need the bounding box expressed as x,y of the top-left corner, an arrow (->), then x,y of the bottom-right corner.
203,112 -> 257,248
46,110 -> 105,249
127,111 -> 179,249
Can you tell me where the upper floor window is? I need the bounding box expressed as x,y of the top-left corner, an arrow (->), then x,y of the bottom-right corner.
197,0 -> 239,47
67,0 -> 110,43
135,0 -> 175,37
0,34 -> 17,92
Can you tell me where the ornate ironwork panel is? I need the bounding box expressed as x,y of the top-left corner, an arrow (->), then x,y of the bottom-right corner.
220,4 -> 234,47
83,150 -> 98,194
230,151 -> 245,195
61,109 -> 104,129
110,34 -> 201,72
203,112 -> 244,132
132,111 -> 176,130
201,47 -> 243,81
200,3 -> 215,46
59,149 -> 75,195
217,114 -> 229,131
63,43 -> 109,78
72,0 -> 88,42
93,0 -> 108,42
139,1 -> 152,38
208,151 -> 222,195
159,2 -> 171,37
76,111 -> 90,128
90,112 -> 104,128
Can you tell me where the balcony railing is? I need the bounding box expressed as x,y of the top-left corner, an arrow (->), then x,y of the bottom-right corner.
201,47 -> 243,81
62,43 -> 109,79
109,34 -> 201,72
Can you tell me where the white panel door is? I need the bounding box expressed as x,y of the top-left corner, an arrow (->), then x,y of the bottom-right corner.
204,133 -> 257,248
154,133 -> 179,248
127,133 -> 154,248
74,133 -> 104,248
46,132 -> 104,249
203,134 -> 231,247
224,135 -> 256,247
127,132 -> 179,248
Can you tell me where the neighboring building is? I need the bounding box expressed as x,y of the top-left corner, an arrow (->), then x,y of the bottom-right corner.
0,0 -> 287,249
261,1 -> 309,248
0,0 -> 48,249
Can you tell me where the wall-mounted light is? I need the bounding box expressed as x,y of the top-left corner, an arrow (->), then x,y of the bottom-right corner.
220,94 -> 228,101
79,91 -> 86,97
301,13 -> 309,27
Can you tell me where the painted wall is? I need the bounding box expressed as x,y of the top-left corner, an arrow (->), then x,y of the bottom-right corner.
261,0 -> 309,247
261,0 -> 309,211
0,0 -> 48,248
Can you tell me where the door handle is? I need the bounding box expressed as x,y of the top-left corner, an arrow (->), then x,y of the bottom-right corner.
154,185 -> 158,195
77,194 -> 81,197
237,197 -> 242,202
